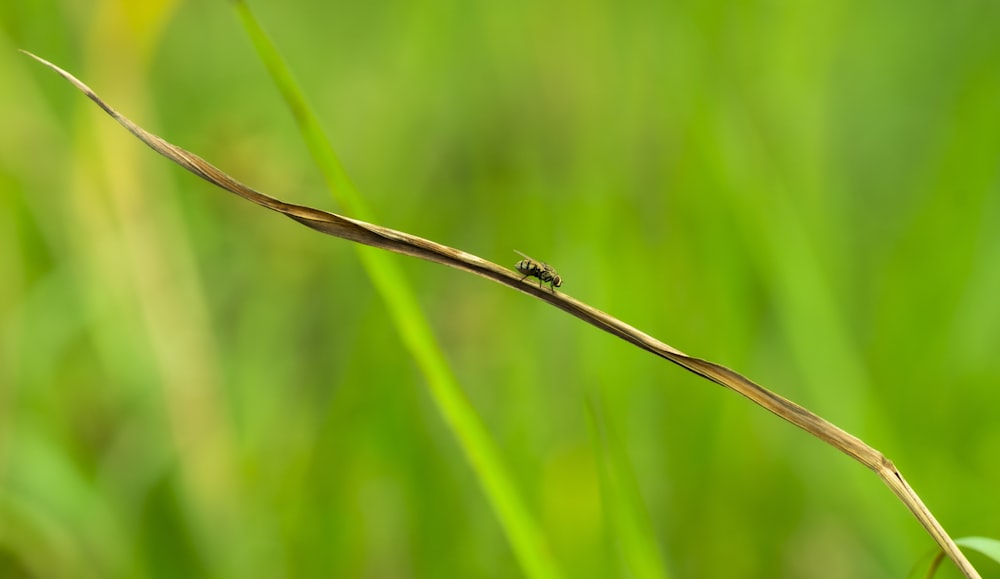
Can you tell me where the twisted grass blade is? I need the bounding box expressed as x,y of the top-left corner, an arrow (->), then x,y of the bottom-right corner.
21,50 -> 980,579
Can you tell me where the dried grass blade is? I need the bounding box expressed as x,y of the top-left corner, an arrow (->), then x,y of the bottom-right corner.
21,50 -> 980,579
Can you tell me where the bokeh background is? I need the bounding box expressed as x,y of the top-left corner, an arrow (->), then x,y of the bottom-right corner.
2,0 -> 1000,577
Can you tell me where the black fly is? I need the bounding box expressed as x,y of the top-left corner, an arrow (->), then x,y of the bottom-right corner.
514,250 -> 563,292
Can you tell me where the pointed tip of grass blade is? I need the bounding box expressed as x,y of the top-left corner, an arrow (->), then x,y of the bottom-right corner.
20,50 -> 67,81
20,49 -> 121,121
20,50 -> 72,84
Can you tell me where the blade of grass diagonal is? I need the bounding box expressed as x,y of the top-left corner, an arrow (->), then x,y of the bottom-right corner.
228,4 -> 563,578
21,50 -> 981,579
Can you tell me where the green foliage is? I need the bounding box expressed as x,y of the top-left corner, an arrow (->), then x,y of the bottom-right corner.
922,538 -> 1000,579
2,0 -> 999,577
232,2 -> 561,576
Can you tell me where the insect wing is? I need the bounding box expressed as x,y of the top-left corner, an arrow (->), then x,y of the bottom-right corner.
514,250 -> 551,271
513,249 -> 536,262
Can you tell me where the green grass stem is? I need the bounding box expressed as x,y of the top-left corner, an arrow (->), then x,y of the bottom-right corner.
231,3 -> 562,578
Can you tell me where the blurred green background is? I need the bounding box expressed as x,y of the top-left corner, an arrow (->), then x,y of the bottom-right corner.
2,0 -> 999,577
